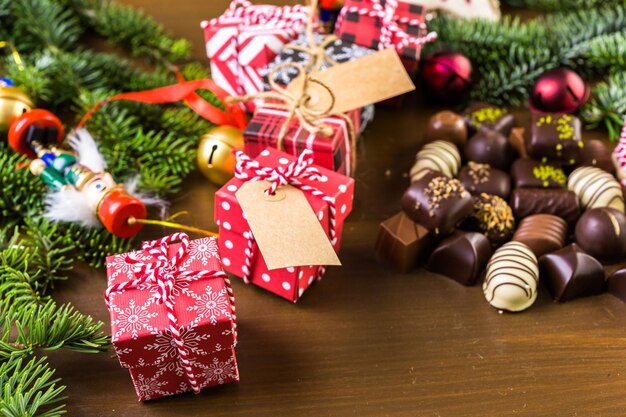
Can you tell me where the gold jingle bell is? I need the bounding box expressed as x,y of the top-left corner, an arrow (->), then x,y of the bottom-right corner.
197,125 -> 244,185
0,86 -> 33,131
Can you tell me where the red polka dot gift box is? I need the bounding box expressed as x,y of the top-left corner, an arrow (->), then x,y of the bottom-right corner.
215,147 -> 355,302
105,233 -> 239,401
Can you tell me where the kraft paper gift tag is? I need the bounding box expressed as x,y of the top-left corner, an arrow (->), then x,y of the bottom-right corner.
236,180 -> 341,270
287,48 -> 415,114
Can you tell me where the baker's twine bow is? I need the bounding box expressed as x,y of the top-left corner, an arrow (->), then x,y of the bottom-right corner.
233,150 -> 338,284
336,0 -> 437,57
203,0 -> 309,30
104,233 -> 237,395
226,61 -> 357,173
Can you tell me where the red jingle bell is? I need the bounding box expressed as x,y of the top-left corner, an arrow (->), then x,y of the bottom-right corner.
530,68 -> 590,114
421,51 -> 473,104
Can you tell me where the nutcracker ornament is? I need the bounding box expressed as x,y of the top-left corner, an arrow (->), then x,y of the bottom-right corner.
7,109 -> 147,238
197,126 -> 244,186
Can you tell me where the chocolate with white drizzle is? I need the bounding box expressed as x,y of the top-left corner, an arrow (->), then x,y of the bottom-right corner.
410,140 -> 461,182
568,166 -> 625,213
483,241 -> 539,313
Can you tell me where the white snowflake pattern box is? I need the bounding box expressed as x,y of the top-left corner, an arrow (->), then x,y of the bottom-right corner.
105,236 -> 239,401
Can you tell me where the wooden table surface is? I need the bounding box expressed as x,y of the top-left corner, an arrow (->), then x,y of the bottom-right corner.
49,1 -> 626,416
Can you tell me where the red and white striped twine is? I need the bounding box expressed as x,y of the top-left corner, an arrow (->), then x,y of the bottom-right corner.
335,0 -> 437,56
105,232 -> 237,395
201,0 -> 309,30
234,150 -> 338,284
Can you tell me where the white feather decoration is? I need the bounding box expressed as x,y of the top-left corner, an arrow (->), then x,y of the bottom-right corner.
68,129 -> 107,172
43,188 -> 101,228
124,176 -> 170,219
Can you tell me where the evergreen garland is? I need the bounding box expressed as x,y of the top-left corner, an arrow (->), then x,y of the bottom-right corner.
426,1 -> 626,139
0,0 -> 217,413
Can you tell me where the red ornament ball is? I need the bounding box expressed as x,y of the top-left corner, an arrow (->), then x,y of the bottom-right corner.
421,51 -> 473,103
530,68 -> 590,113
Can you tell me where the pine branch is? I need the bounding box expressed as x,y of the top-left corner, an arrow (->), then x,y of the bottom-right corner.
504,0 -> 620,11
61,223 -> 133,269
0,144 -> 46,230
0,356 -> 66,417
62,0 -> 192,64
580,71 -> 626,141
0,301 -> 109,359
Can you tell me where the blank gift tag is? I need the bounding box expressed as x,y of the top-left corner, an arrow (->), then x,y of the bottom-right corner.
236,181 -> 341,270
287,49 -> 416,114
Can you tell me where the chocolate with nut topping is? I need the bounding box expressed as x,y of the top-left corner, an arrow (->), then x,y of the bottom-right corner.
401,170 -> 473,236
458,162 -> 511,200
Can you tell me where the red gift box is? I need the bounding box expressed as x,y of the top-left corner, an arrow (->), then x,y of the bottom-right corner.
243,107 -> 361,176
215,148 -> 355,302
202,0 -> 309,112
334,0 -> 434,76
105,233 -> 238,401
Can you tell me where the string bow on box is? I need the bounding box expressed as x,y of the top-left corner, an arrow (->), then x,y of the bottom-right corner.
336,0 -> 437,57
105,232 -> 237,394
234,149 -> 339,283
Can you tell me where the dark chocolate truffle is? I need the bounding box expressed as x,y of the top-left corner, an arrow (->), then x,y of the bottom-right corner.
539,243 -> 606,302
426,231 -> 492,286
524,113 -> 583,165
511,158 -> 567,189
574,207 -> 626,264
461,193 -> 515,247
425,111 -> 468,148
458,162 -> 511,199
401,170 -> 473,236
464,130 -> 515,171
580,139 -> 614,174
410,140 -> 461,181
463,102 -> 515,135
568,166 -> 625,213
375,212 -> 436,273
510,188 -> 580,226
483,241 -> 539,312
608,267 -> 626,303
512,214 -> 568,258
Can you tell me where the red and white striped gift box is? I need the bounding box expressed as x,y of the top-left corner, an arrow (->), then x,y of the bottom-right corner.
202,1 -> 309,112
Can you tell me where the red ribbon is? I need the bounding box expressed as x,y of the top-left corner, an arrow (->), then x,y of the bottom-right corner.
78,78 -> 247,131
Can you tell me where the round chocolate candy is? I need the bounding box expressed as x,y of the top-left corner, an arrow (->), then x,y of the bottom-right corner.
401,170 -> 473,236
461,193 -> 515,247
458,162 -> 511,200
410,140 -> 461,182
580,139 -> 614,174
463,130 -> 515,171
483,241 -> 539,313
568,166 -> 625,213
574,207 -> 626,264
424,111 -> 468,148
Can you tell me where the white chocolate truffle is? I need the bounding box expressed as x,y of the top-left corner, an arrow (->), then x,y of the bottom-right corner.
483,241 -> 539,313
568,166 -> 625,213
410,140 -> 461,182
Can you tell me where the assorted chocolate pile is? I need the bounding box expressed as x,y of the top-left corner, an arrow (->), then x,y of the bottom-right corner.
375,103 -> 626,313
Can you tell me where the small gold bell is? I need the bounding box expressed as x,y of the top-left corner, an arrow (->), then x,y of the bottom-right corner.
197,125 -> 244,185
0,86 -> 33,131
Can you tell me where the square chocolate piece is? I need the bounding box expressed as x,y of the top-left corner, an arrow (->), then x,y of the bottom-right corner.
375,212 -> 436,273
525,113 -> 583,165
463,102 -> 515,135
401,170 -> 474,236
511,158 -> 567,189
